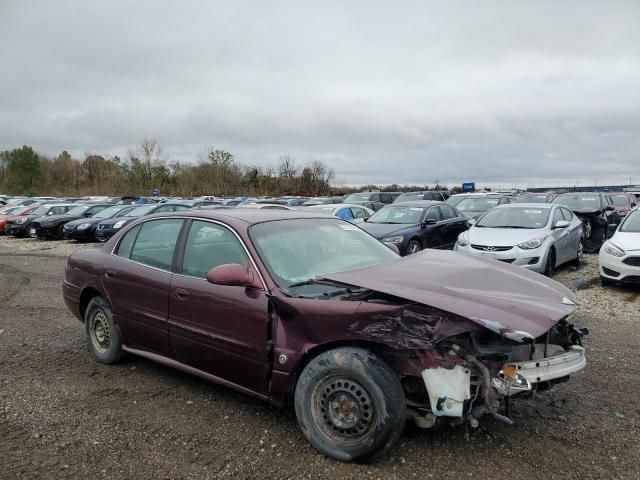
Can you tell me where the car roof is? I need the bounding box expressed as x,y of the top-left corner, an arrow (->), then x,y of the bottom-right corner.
497,202 -> 554,209
386,201 -> 442,207
143,208 -> 332,225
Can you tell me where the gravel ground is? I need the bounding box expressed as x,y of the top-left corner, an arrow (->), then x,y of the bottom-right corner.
0,237 -> 638,479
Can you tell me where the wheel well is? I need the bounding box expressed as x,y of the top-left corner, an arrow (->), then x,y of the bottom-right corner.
79,287 -> 101,321
285,340 -> 397,405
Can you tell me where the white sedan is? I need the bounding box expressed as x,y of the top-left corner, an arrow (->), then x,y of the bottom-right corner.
454,203 -> 583,276
599,207 -> 640,286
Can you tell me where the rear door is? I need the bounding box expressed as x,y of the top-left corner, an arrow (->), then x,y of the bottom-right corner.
438,204 -> 468,248
102,218 -> 184,355
550,207 -> 571,263
168,220 -> 270,394
560,207 -> 581,260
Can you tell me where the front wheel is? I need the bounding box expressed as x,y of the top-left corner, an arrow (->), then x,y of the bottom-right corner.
406,240 -> 422,255
544,249 -> 556,277
572,240 -> 584,266
84,296 -> 123,364
294,348 -> 406,462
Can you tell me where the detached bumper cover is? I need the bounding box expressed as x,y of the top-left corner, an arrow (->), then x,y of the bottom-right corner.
509,345 -> 586,386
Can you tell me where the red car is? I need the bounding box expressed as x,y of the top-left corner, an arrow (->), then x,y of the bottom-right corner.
0,204 -> 40,234
63,210 -> 587,461
608,192 -> 637,218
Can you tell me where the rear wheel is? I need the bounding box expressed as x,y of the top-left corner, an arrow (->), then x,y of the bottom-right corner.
84,296 -> 123,364
406,240 -> 422,255
544,249 -> 556,277
294,347 -> 406,462
56,224 -> 65,239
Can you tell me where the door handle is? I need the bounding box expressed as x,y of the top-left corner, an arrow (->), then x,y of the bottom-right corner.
104,269 -> 116,279
173,288 -> 190,300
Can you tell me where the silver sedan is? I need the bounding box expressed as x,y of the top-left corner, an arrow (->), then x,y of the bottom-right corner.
454,203 -> 584,276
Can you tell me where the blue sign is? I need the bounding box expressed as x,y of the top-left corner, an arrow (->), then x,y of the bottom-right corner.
462,182 -> 475,192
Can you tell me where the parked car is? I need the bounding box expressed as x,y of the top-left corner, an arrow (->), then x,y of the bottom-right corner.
302,197 -> 337,206
454,196 -> 513,219
552,192 -> 621,253
514,192 -> 557,203
303,203 -> 374,223
607,192 -> 637,218
64,205 -> 137,241
343,200 -> 386,212
276,197 -> 310,207
6,197 -> 38,207
359,201 -> 469,255
5,203 -> 75,237
599,207 -> 640,286
343,191 -> 398,205
0,206 -> 22,233
95,203 -> 192,242
393,191 -> 450,203
30,204 -> 112,239
455,203 -> 583,276
236,203 -> 290,210
63,209 -> 586,461
446,192 -> 499,206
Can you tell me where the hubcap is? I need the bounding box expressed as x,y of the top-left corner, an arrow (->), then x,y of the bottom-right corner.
408,243 -> 420,254
577,243 -> 584,263
90,310 -> 110,353
312,377 -> 375,445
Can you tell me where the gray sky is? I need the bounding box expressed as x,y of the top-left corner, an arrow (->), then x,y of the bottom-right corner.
1,0 -> 639,188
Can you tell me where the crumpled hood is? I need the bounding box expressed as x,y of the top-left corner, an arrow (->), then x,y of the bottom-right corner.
321,249 -> 577,339
465,227 -> 547,247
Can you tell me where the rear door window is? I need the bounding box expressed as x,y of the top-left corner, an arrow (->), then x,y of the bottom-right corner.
128,219 -> 183,271
181,221 -> 249,278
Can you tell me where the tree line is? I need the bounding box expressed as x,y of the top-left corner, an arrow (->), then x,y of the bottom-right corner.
0,141 -> 337,197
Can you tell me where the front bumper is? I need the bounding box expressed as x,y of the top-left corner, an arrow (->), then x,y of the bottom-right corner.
599,249 -> 640,284
95,227 -> 118,242
454,243 -> 548,273
34,225 -> 57,238
64,225 -> 93,240
5,224 -> 27,236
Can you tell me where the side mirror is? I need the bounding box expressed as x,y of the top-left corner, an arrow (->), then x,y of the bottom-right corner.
84,212 -> 93,217
422,218 -> 437,226
206,264 -> 261,288
553,220 -> 570,229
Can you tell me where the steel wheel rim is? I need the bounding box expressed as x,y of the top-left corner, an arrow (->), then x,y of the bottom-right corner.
311,376 -> 376,446
90,310 -> 110,353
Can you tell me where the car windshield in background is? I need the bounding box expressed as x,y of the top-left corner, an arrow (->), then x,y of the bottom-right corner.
93,206 -> 124,218
125,205 -> 155,217
367,206 -> 425,224
610,194 -> 631,206
456,198 -> 501,211
249,219 -> 397,290
553,195 -> 602,210
307,206 -> 336,214
66,206 -> 90,216
395,193 -> 426,202
30,206 -> 49,217
620,210 -> 640,232
345,193 -> 373,201
515,195 -> 548,203
476,207 -> 551,229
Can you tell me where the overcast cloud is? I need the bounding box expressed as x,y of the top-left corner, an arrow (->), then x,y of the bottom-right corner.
1,0 -> 639,188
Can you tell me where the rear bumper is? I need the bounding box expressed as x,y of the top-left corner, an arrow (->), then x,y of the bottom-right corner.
5,224 -> 26,236
36,226 -> 57,238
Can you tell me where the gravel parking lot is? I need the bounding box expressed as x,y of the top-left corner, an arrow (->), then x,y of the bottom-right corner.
1,237 -> 638,479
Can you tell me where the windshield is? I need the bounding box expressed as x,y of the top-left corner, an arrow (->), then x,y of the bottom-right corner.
395,193 -> 426,202
476,207 -> 551,229
610,194 -> 631,207
250,218 -> 397,290
66,206 -> 90,216
446,195 -> 470,206
553,195 -> 603,210
125,205 -> 155,217
30,206 -> 49,217
620,210 -> 640,232
367,206 -> 425,224
345,193 -> 373,202
456,197 -> 501,211
515,195 -> 548,203
93,206 -> 123,219
307,206 -> 336,214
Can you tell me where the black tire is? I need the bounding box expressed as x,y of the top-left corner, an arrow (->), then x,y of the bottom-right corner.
56,224 -> 65,240
84,296 -> 123,364
406,240 -> 422,255
544,249 -> 556,277
294,347 -> 406,462
600,276 -> 614,287
572,240 -> 584,266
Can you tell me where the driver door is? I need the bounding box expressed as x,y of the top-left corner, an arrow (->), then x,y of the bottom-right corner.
168,219 -> 270,394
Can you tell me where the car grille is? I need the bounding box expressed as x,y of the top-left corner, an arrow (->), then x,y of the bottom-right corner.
471,244 -> 513,252
97,224 -> 107,230
498,258 -> 516,263
622,257 -> 640,267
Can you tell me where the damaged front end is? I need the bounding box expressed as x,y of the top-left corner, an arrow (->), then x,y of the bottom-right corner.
348,300 -> 587,430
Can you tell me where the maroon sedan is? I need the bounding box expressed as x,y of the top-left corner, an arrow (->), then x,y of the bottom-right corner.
63,210 -> 587,461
